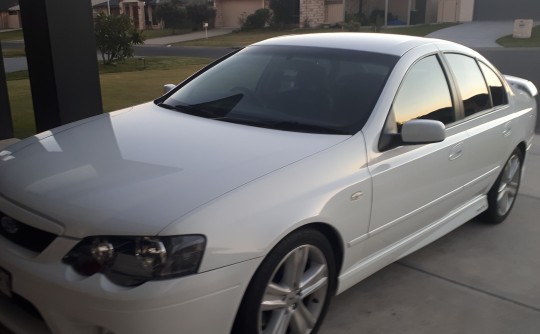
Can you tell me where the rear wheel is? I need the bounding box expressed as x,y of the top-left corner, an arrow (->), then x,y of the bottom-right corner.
233,228 -> 336,334
480,147 -> 523,224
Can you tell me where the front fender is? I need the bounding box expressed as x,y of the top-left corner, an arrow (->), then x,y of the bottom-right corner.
159,134 -> 372,274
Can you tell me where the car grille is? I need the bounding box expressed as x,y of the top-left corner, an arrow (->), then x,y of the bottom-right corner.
0,211 -> 58,253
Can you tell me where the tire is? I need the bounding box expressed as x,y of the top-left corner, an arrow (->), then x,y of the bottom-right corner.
480,147 -> 523,224
232,228 -> 336,334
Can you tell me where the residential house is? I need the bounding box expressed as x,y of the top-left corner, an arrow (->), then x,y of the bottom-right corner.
0,0 -> 20,29
118,0 -> 162,30
213,0 -> 488,29
92,0 -> 121,16
93,0 -> 162,30
215,0 -> 349,28
438,0 -> 474,23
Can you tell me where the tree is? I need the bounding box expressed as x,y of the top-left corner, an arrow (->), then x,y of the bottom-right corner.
155,1 -> 187,34
94,13 -> 145,65
240,8 -> 272,30
185,4 -> 216,30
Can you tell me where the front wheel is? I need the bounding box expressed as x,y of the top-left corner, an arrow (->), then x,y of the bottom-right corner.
480,147 -> 523,224
232,228 -> 336,334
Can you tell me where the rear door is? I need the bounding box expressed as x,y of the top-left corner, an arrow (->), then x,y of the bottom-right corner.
442,53 -> 513,198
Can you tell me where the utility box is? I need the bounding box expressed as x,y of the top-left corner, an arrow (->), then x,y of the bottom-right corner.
513,19 -> 534,39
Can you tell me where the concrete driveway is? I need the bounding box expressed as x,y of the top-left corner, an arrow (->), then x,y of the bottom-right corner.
427,21 -> 523,48
321,135 -> 540,333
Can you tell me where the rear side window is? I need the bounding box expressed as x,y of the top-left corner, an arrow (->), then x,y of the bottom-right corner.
445,54 -> 490,117
479,62 -> 508,107
392,55 -> 454,128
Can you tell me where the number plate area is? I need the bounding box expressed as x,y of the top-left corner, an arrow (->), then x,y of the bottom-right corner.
0,267 -> 12,298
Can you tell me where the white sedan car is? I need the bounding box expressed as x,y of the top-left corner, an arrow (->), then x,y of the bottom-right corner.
0,33 -> 537,334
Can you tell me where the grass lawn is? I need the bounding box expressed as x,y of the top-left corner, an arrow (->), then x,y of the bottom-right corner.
496,25 -> 540,47
0,29 -> 24,41
5,22 -> 457,139
7,57 -> 211,139
381,23 -> 458,36
174,23 -> 458,47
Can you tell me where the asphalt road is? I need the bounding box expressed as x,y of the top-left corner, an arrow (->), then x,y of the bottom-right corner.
134,45 -> 234,59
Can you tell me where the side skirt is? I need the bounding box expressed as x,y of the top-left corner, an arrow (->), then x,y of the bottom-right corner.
336,195 -> 488,294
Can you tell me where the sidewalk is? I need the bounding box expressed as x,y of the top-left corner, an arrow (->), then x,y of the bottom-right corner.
143,28 -> 234,46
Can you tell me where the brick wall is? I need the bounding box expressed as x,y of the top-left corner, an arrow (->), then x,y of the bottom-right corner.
300,0 -> 325,27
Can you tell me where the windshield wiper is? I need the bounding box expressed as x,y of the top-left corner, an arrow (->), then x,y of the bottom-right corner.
216,117 -> 349,135
158,103 -> 221,118
270,121 -> 349,134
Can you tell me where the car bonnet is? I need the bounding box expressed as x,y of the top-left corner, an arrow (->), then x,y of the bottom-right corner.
0,103 -> 348,238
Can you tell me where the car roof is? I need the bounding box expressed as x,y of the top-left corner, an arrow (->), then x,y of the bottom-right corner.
253,32 -> 448,56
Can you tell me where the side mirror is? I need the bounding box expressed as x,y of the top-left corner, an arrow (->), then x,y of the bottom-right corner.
163,84 -> 176,94
401,119 -> 446,144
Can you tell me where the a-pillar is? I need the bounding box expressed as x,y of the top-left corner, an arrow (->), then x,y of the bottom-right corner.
18,0 -> 102,133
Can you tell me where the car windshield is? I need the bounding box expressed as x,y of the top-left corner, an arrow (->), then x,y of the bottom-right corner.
159,45 -> 398,134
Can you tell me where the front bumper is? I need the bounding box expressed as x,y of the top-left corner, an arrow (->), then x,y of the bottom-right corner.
0,234 -> 261,334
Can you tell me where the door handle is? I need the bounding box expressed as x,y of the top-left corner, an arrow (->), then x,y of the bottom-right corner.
449,142 -> 464,161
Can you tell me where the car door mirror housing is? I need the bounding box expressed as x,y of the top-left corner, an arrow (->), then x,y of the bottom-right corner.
163,84 -> 176,94
401,119 -> 446,144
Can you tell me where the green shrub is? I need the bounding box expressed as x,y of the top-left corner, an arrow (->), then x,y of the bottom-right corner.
155,1 -> 188,34
241,8 -> 272,30
343,12 -> 369,32
186,4 -> 216,30
94,13 -> 145,64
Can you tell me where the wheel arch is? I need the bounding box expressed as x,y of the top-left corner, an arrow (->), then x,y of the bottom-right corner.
290,222 -> 345,294
517,141 -> 527,158
231,222 -> 344,333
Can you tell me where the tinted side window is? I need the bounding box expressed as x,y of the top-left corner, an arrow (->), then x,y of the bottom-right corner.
445,54 -> 490,117
393,55 -> 454,128
479,62 -> 508,107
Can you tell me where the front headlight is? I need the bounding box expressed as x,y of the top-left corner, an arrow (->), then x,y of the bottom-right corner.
63,235 -> 206,287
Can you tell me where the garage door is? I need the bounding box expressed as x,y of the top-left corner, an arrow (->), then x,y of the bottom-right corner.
220,0 -> 263,28
474,0 -> 540,20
